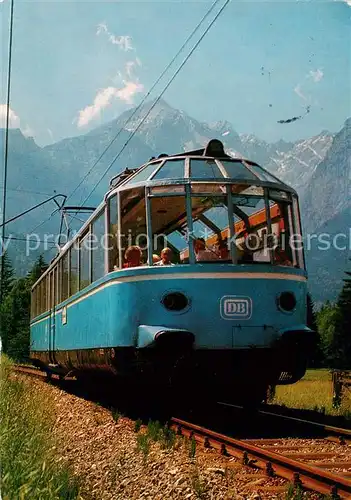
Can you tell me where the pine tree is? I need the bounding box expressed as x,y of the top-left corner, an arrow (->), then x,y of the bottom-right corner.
0,251 -> 15,301
27,254 -> 47,285
316,301 -> 342,368
0,252 -> 15,354
307,292 -> 324,367
1,257 -> 46,360
1,278 -> 31,361
307,293 -> 317,331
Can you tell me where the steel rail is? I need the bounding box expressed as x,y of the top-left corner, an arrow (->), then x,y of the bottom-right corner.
170,417 -> 351,499
218,401 -> 351,438
12,365 -> 76,381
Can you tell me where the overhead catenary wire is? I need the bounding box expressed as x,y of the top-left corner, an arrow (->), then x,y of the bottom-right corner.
0,0 -> 15,303
5,0 -> 226,255
67,0 -> 222,206
0,185 -> 54,197
4,236 -> 56,245
80,0 -> 231,207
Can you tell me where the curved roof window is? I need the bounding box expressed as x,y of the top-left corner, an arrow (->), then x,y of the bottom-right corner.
120,152 -> 288,189
242,163 -> 281,183
124,160 -> 162,185
219,160 -> 257,181
152,159 -> 185,180
190,159 -> 222,179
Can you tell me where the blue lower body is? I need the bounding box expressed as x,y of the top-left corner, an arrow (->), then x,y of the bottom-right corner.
30,265 -> 313,397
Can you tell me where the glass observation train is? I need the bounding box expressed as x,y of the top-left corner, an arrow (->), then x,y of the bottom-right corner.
30,139 -> 314,406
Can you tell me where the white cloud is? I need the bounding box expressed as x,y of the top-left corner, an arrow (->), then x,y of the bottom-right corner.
96,22 -> 133,51
294,84 -> 307,101
77,87 -> 118,128
115,80 -> 143,104
125,61 -> 135,78
77,25 -> 144,128
0,104 -> 20,128
294,68 -> 323,103
77,80 -> 144,128
309,68 -> 324,82
22,125 -> 34,137
47,128 -> 54,142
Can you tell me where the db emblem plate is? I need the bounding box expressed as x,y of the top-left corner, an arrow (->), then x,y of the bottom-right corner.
220,296 -> 252,320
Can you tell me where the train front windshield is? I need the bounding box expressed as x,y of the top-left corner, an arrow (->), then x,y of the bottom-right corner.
108,157 -> 305,270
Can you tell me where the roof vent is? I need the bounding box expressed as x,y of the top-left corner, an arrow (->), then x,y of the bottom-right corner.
203,139 -> 226,158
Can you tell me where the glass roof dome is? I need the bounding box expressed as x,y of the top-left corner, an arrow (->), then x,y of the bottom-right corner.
110,139 -> 292,192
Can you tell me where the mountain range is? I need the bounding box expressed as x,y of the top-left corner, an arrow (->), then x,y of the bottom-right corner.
1,98 -> 350,305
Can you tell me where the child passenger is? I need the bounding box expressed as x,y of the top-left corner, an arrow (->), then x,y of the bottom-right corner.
154,247 -> 174,266
123,246 -> 142,268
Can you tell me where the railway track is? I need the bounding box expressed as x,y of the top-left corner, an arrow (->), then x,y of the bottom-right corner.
170,417 -> 351,499
14,364 -> 351,497
13,365 -> 76,380
218,401 -> 351,442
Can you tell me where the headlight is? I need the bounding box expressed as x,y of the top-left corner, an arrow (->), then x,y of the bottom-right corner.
162,292 -> 189,311
277,291 -> 296,312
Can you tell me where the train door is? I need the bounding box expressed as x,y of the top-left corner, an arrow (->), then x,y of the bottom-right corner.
48,268 -> 57,364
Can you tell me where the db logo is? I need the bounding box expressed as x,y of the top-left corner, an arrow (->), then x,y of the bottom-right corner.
220,296 -> 252,320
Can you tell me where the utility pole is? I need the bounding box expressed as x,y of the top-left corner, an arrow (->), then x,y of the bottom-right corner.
0,0 -> 15,304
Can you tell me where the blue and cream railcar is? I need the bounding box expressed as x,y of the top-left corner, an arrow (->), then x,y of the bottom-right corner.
30,139 -> 314,405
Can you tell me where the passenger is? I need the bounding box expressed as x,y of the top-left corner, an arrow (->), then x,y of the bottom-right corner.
274,247 -> 293,266
216,236 -> 229,260
194,238 -> 219,262
123,245 -> 142,268
153,254 -> 161,264
154,247 -> 175,266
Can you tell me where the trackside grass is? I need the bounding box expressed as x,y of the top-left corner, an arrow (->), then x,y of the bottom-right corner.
0,355 -> 81,499
272,369 -> 351,418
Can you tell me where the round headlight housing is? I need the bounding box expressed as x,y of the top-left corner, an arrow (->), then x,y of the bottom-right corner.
277,291 -> 296,312
162,292 -> 189,311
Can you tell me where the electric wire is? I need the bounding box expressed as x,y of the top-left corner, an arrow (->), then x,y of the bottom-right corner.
0,185 -> 54,196
0,0 -> 15,302
67,0 -> 222,205
80,0 -> 231,207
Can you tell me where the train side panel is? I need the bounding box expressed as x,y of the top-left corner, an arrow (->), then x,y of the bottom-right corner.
30,265 -> 311,383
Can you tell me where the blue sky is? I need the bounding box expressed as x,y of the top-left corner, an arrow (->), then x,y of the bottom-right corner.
1,0 -> 350,146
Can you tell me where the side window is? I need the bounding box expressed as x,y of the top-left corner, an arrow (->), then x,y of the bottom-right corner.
56,261 -> 61,305
50,270 -> 55,309
120,188 -> 147,267
149,193 -> 187,265
92,210 -> 106,281
62,252 -> 69,301
47,273 -> 51,311
42,276 -> 47,313
79,232 -> 91,290
292,196 -> 305,269
54,266 -> 58,306
31,288 -> 36,319
191,193 -> 230,263
108,195 -> 119,271
39,282 -> 43,315
70,246 -> 79,296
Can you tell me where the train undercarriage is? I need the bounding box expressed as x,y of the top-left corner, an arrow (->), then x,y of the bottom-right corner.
31,328 -> 310,409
